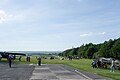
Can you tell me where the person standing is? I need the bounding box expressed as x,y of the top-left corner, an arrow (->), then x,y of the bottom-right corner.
92,59 -> 97,68
28,56 -> 30,62
8,55 -> 12,68
0,54 -> 2,61
110,59 -> 116,72
37,57 -> 41,66
19,56 -> 22,61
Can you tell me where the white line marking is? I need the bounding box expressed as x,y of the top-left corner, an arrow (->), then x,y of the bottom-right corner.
75,70 -> 93,80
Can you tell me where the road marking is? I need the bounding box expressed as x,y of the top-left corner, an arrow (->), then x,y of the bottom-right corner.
75,70 -> 92,80
29,63 -> 33,65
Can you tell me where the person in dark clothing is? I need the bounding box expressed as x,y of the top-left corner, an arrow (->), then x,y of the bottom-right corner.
68,56 -> 72,60
26,56 -> 30,62
0,54 -> 2,61
19,56 -> 22,61
28,56 -> 30,62
92,60 -> 97,68
37,57 -> 41,66
8,55 -> 12,68
97,59 -> 101,68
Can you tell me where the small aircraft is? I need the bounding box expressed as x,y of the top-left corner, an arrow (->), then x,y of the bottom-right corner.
0,51 -> 26,60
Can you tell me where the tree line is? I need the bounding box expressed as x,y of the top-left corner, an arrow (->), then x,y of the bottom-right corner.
59,37 -> 120,59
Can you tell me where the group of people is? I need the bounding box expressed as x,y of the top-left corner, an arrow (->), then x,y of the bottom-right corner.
91,59 -> 103,68
26,56 -> 42,66
91,58 -> 116,72
7,55 -> 117,73
7,55 -> 42,68
68,56 -> 73,60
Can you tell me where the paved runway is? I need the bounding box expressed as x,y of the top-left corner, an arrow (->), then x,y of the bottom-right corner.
0,62 -> 34,80
30,64 -> 89,80
0,62 -> 112,80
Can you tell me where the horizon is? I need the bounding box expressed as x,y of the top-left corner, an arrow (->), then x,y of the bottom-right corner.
0,50 -> 63,52
0,0 -> 120,51
0,37 -> 119,52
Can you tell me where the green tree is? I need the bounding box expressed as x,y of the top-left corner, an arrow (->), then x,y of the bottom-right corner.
86,45 -> 96,59
59,37 -> 120,59
111,38 -> 120,59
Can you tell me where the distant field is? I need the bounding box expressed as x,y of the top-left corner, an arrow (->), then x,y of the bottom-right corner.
1,55 -> 120,80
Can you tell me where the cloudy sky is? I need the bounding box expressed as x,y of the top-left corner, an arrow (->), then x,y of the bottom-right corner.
0,0 -> 120,51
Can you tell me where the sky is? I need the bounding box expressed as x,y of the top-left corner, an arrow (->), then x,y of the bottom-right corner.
0,0 -> 120,51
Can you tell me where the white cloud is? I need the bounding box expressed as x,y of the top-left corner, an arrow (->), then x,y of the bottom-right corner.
80,33 -> 92,37
0,10 -> 24,24
80,32 -> 106,37
0,10 -> 14,23
0,10 -> 6,23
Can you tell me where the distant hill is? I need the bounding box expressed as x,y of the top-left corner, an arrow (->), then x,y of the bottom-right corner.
7,51 -> 62,55
59,37 -> 120,59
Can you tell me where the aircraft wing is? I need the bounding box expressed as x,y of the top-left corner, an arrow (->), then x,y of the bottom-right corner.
0,52 -> 26,56
7,52 -> 26,56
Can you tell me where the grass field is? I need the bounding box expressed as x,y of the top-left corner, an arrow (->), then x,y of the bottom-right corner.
1,55 -> 120,80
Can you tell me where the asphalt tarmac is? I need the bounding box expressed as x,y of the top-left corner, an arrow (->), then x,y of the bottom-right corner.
30,64 -> 87,80
0,62 -> 112,80
0,62 -> 34,80
30,64 -> 112,80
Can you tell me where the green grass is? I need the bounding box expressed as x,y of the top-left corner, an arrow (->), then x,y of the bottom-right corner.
1,56 -> 120,80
